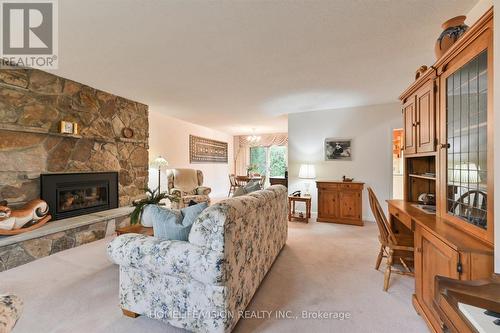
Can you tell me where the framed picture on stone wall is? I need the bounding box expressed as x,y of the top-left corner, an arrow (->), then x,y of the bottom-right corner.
325,138 -> 352,161
60,121 -> 78,134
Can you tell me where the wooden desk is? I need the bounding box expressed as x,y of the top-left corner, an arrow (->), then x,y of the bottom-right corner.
434,275 -> 500,333
387,200 -> 494,332
288,196 -> 311,223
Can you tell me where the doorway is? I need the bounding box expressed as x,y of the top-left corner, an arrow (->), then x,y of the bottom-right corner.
392,129 -> 404,199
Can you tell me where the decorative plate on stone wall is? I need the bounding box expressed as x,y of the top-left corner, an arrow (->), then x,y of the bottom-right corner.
122,127 -> 134,138
189,135 -> 228,163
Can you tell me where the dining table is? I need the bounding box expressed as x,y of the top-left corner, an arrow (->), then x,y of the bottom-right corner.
235,175 -> 262,186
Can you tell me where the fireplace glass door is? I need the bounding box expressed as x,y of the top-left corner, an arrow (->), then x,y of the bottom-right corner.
57,183 -> 109,214
41,172 -> 118,220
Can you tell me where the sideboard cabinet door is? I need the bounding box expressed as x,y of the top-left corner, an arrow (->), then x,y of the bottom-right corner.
318,188 -> 338,220
339,190 -> 361,221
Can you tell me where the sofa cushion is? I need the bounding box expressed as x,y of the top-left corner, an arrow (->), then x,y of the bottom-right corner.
144,205 -> 193,241
181,202 -> 208,228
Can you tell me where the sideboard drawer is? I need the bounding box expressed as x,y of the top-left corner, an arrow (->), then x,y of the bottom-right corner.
340,183 -> 363,190
317,184 -> 339,190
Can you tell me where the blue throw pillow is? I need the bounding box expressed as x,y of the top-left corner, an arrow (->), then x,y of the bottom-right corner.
144,205 -> 192,241
181,202 -> 208,228
232,181 -> 262,197
245,182 -> 261,193
233,186 -> 247,197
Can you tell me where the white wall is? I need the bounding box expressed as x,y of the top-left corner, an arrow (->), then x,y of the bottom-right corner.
148,111 -> 233,198
466,0 -> 493,26
288,103 -> 401,221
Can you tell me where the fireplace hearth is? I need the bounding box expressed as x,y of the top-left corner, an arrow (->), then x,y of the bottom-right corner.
41,172 -> 118,220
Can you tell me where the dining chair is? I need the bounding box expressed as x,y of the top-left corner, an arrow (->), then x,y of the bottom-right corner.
228,174 -> 239,197
235,176 -> 248,187
450,190 -> 487,229
367,187 -> 414,291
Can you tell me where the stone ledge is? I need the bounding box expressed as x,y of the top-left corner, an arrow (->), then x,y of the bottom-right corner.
0,206 -> 133,248
0,123 -> 149,145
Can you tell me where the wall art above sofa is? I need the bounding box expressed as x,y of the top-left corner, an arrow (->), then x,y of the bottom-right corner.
189,135 -> 228,163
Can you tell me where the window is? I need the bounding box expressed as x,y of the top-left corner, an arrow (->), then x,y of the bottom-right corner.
249,146 -> 287,179
249,146 -> 267,175
269,146 -> 287,177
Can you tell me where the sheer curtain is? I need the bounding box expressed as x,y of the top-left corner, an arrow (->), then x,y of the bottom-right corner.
233,133 -> 288,176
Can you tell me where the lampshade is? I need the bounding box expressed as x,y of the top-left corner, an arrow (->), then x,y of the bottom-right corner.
299,164 -> 316,179
150,156 -> 169,169
453,163 -> 480,184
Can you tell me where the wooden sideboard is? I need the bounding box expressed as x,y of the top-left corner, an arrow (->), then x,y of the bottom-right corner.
316,181 -> 364,226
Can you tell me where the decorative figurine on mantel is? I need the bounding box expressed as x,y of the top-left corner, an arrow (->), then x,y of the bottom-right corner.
0,199 -> 51,235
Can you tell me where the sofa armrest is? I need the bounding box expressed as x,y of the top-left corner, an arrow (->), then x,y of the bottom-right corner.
107,234 -> 224,285
196,186 -> 211,195
0,294 -> 23,333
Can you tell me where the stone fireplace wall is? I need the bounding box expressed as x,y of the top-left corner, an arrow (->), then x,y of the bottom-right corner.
0,68 -> 149,207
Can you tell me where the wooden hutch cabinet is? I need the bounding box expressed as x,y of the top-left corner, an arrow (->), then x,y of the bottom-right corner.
389,8 -> 495,333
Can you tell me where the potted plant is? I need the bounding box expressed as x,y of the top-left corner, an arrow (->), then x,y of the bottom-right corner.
246,164 -> 258,176
129,187 -> 180,225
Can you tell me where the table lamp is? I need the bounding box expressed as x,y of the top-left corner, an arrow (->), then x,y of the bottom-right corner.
299,164 -> 316,196
150,156 -> 169,192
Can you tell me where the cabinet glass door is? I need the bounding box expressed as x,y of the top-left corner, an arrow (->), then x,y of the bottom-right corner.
446,50 -> 488,230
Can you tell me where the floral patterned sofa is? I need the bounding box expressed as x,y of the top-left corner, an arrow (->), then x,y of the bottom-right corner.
107,185 -> 288,333
0,294 -> 22,333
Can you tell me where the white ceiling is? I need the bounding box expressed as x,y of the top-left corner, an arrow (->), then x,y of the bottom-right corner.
54,0 -> 478,135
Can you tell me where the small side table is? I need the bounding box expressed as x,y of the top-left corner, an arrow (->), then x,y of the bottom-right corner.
116,224 -> 154,236
288,195 -> 312,223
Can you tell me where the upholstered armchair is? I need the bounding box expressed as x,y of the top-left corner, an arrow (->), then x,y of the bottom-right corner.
0,294 -> 22,333
166,168 -> 211,209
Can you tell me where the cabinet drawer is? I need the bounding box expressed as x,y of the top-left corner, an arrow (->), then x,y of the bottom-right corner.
389,206 -> 411,229
317,184 -> 338,190
339,183 -> 363,190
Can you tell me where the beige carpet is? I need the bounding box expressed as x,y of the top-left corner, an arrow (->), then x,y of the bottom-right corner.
1,221 -> 428,333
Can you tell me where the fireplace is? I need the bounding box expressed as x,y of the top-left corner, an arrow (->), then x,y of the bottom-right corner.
41,172 -> 119,220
